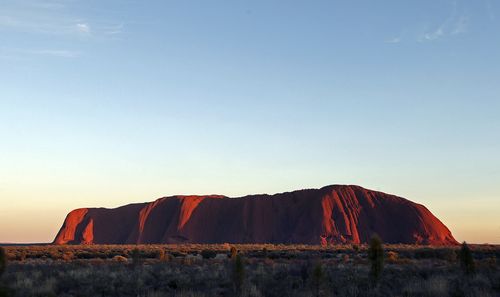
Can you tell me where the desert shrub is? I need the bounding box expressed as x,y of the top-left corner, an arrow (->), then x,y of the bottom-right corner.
441,248 -> 458,262
112,255 -> 128,262
155,249 -> 170,261
459,242 -> 475,275
130,248 -> 144,268
170,251 -> 186,258
342,254 -> 350,263
232,254 -> 245,296
402,276 -> 449,297
386,251 -> 398,263
230,246 -> 238,260
268,252 -> 280,260
88,258 -> 105,266
310,262 -> 324,297
262,247 -> 268,258
414,247 -> 438,259
222,243 -> 231,251
2,244 -> 499,297
15,250 -> 27,262
62,251 -> 74,262
183,255 -> 196,265
48,249 -> 61,260
412,247 -> 456,261
483,257 -> 497,270
368,234 -> 384,283
75,251 -> 93,259
200,250 -> 217,259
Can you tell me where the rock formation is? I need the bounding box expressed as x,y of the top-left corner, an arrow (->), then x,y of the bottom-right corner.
54,185 -> 457,245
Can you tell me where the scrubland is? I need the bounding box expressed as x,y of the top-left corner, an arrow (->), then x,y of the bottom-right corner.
0,243 -> 498,297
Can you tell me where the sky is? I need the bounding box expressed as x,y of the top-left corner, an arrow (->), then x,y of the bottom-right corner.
0,0 -> 499,244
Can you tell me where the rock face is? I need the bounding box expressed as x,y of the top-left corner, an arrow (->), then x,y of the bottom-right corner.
53,185 -> 457,245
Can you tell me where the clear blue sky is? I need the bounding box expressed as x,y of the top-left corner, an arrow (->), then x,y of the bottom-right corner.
1,0 -> 499,243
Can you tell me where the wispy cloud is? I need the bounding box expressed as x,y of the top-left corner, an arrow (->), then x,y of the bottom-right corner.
76,23 -> 91,34
25,49 -> 80,58
103,23 -> 124,36
0,1 -> 124,60
0,47 -> 80,59
0,1 -> 122,38
422,27 -> 445,41
385,37 -> 401,44
0,11 -> 79,36
419,1 -> 468,42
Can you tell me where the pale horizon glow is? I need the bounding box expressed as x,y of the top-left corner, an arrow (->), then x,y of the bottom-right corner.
1,0 -> 499,244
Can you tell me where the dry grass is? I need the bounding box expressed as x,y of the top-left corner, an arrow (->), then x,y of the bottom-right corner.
0,244 -> 498,297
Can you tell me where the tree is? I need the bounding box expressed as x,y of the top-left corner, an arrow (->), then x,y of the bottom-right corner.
311,262 -> 324,297
459,242 -> 475,275
130,248 -> 143,268
232,254 -> 245,295
0,247 -> 7,297
368,234 -> 384,283
0,247 -> 5,277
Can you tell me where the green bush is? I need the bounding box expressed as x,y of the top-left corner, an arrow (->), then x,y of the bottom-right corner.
459,242 -> 475,275
368,234 -> 384,283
